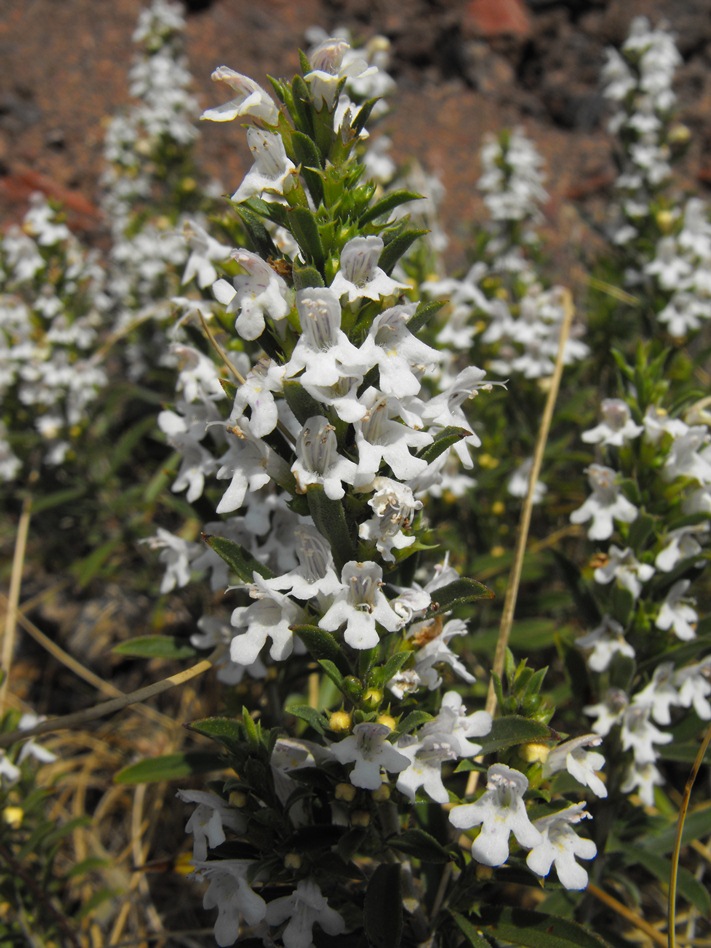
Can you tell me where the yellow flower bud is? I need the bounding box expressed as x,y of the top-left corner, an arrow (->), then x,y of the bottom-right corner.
376,713 -> 397,731
520,742 -> 551,764
3,807 -> 23,829
371,783 -> 391,802
329,710 -> 352,733
284,852 -> 302,870
229,790 -> 248,808
335,782 -> 357,802
351,810 -> 371,827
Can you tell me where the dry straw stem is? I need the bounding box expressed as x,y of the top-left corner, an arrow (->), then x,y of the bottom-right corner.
464,289 -> 575,798
668,722 -> 711,948
0,487 -> 33,710
0,591 -> 171,727
587,883 -> 668,947
0,645 -> 223,748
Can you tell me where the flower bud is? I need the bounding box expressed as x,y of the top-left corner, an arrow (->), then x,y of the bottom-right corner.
229,790 -> 249,808
284,852 -> 302,870
351,810 -> 371,827
371,783 -> 391,802
376,712 -> 397,730
362,688 -> 383,711
329,710 -> 353,733
335,782 -> 358,802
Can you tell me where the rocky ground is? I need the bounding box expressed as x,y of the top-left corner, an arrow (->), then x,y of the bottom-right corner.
2,0 -> 711,268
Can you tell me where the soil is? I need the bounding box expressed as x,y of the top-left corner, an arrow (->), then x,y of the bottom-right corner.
2,0 -> 711,269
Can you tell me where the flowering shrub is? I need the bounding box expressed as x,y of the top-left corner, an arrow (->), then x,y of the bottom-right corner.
1,5 -> 709,947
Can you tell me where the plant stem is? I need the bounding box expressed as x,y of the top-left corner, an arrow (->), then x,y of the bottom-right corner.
1,486 -> 33,711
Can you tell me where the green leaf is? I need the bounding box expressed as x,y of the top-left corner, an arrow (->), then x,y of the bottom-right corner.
318,659 -> 345,690
286,704 -> 327,736
641,801 -> 711,855
32,485 -> 86,514
306,484 -> 355,571
378,228 -> 428,275
187,716 -> 244,748
359,189 -> 422,226
288,207 -> 325,269
202,533 -> 274,582
370,651 -> 412,689
417,427 -> 473,465
627,511 -> 657,550
293,625 -> 348,671
477,906 -> 611,948
351,96 -> 380,135
114,752 -> 224,784
427,577 -> 495,616
392,710 -> 434,738
292,264 -> 325,290
290,74 -> 315,136
364,863 -> 403,948
291,130 -> 324,204
282,379 -> 325,424
407,298 -> 446,335
617,844 -> 711,917
477,716 -> 553,756
233,203 -> 280,258
451,913 -> 492,947
112,636 -> 198,660
388,828 -> 451,864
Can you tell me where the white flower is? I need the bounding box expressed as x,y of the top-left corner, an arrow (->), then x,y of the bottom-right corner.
584,688 -> 629,737
261,526 -> 341,601
367,304 -> 442,398
526,804 -> 597,889
354,389 -> 431,486
543,734 -> 607,798
621,760 -> 665,808
674,658 -> 711,720
655,579 -> 698,640
141,527 -> 200,593
319,561 -> 403,649
305,38 -> 377,110
633,663 -> 680,725
230,577 -> 303,665
620,704 -> 673,765
291,415 -> 357,501
395,733 -> 458,803
655,524 -> 708,572
409,617 -> 476,691
201,66 -> 279,125
193,859 -> 267,947
177,789 -> 245,861
181,219 -> 231,288
576,615 -> 634,673
582,399 -> 644,446
507,458 -> 547,504
331,722 -> 409,789
662,426 -> 711,484
358,476 -> 423,562
232,127 -> 297,203
265,878 -> 345,948
570,465 -> 638,540
593,546 -> 654,600
449,764 -> 542,867
213,249 -> 291,342
330,236 -> 406,303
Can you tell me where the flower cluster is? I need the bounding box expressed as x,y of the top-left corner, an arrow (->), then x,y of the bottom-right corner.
146,34 -> 606,947
572,368 -> 711,805
0,196 -> 108,477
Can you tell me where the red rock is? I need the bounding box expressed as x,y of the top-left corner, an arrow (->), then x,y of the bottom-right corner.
463,0 -> 532,40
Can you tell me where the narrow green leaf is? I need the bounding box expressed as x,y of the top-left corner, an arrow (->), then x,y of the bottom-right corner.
379,228 -> 428,275
286,704 -> 327,736
370,651 -> 412,689
288,207 -> 325,269
364,863 -> 403,948
318,659 -> 345,690
282,379 -> 325,424
359,189 -> 423,225
113,636 -> 198,660
202,533 -> 274,582
351,97 -> 380,135
641,801 -> 711,855
188,716 -> 244,748
407,298 -> 446,335
388,828 -> 451,864
293,625 -> 348,672
477,906 -> 611,948
306,484 -> 355,572
233,203 -> 280,258
417,427 -> 472,465
427,577 -> 495,616
477,716 -> 553,756
617,844 -> 711,916
32,485 -> 86,514
290,74 -> 315,136
115,752 -> 224,784
292,130 -> 324,204
392,710 -> 434,738
627,511 -> 657,550
451,913 -> 492,947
